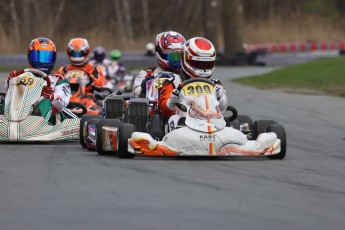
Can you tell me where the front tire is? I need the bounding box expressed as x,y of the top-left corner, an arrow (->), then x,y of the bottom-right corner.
237,115 -> 253,129
252,120 -> 278,140
96,118 -> 122,155
267,124 -> 287,159
80,114 -> 102,148
117,123 -> 135,159
86,118 -> 101,151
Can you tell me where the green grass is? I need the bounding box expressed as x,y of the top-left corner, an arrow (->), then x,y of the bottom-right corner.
234,57 -> 345,98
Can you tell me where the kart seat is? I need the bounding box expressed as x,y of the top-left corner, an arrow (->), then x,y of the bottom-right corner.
177,117 -> 186,127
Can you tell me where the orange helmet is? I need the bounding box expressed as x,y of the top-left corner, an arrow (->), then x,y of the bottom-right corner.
27,37 -> 57,74
67,38 -> 90,66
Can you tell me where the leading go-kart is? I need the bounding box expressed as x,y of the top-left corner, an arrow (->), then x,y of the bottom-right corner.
94,78 -> 287,159
0,69 -> 80,142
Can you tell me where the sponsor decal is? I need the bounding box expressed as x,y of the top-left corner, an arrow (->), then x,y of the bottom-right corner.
193,56 -> 214,61
62,85 -> 70,96
41,42 -> 49,48
45,108 -> 52,122
180,145 -> 200,152
61,128 -> 79,136
200,134 -> 215,142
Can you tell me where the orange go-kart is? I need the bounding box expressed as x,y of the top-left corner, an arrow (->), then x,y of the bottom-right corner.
63,69 -> 103,116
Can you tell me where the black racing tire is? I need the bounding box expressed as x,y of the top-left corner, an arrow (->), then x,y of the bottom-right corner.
86,118 -> 101,151
79,114 -> 102,148
117,123 -> 135,159
237,115 -> 253,129
96,118 -> 122,155
228,119 -> 240,130
252,120 -> 278,140
127,98 -> 149,132
267,124 -> 287,159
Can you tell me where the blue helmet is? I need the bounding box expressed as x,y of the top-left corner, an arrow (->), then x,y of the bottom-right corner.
27,37 -> 57,74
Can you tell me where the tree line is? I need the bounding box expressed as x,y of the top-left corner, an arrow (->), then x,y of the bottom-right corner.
1,0 -> 345,54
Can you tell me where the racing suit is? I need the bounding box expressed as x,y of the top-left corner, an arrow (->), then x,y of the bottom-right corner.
159,77 -> 228,117
133,67 -> 164,97
3,73 -> 71,125
56,63 -> 105,90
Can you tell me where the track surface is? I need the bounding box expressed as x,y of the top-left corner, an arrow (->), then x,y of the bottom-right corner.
0,67 -> 345,230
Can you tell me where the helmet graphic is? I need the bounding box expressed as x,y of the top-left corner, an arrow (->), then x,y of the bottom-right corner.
181,37 -> 216,78
67,38 -> 90,66
27,37 -> 57,74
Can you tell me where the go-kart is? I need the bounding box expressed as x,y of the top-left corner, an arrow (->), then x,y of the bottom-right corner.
93,78 -> 287,159
79,72 -> 176,151
63,68 -> 104,115
0,69 -> 80,142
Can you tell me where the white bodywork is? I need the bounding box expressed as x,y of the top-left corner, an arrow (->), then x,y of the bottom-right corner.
128,80 -> 281,157
0,71 -> 79,141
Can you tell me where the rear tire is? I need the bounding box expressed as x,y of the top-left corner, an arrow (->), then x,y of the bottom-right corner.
96,118 -> 122,155
86,118 -> 101,151
237,115 -> 253,129
127,98 -> 148,132
267,124 -> 287,159
118,123 -> 135,159
227,119 -> 240,130
252,120 -> 278,140
80,114 -> 102,148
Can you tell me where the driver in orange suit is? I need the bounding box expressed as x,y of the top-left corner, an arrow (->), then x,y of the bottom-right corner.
56,38 -> 105,94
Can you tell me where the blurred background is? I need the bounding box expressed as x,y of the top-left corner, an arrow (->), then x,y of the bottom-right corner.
1,0 -> 345,55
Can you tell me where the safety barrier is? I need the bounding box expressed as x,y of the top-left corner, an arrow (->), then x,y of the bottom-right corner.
243,41 -> 345,54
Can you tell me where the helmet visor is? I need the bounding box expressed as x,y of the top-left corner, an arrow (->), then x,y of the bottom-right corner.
164,51 -> 181,62
29,50 -> 55,64
69,50 -> 87,58
186,59 -> 215,70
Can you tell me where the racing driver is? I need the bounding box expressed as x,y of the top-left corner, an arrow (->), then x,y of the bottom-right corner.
133,31 -> 186,98
3,37 -> 71,125
159,37 -> 228,117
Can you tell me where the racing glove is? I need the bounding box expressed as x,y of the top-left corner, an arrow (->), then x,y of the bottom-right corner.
41,86 -> 54,101
215,85 -> 224,100
166,89 -> 179,110
6,70 -> 24,88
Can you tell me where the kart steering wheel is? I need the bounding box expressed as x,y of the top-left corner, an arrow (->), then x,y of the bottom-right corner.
15,68 -> 51,88
175,78 -> 215,112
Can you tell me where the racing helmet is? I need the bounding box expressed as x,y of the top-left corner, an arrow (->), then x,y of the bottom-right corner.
181,37 -> 216,78
110,49 -> 122,61
27,37 -> 57,74
155,31 -> 185,73
92,46 -> 107,63
67,38 -> 90,66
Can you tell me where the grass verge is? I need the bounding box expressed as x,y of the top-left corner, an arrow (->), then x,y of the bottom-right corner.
233,57 -> 345,98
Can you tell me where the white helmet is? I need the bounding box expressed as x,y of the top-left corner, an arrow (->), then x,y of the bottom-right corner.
181,37 -> 216,78
155,31 -> 185,73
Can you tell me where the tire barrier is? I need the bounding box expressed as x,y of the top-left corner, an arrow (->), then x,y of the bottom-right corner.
243,41 -> 345,54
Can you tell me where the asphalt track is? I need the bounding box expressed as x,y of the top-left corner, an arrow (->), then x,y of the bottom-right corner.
0,67 -> 345,230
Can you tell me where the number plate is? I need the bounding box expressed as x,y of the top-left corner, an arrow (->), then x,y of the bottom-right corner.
65,70 -> 85,78
16,74 -> 36,89
153,78 -> 169,90
183,82 -> 214,96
